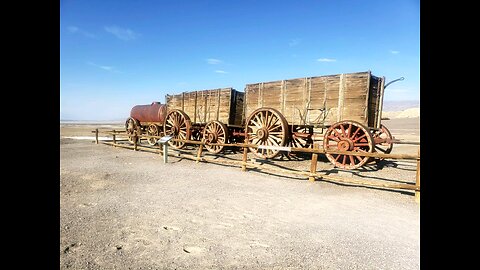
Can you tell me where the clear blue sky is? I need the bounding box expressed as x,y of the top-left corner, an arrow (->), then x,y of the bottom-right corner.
60,0 -> 419,121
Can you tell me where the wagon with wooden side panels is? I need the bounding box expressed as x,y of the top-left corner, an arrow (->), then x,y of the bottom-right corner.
244,71 -> 403,169
126,70 -> 403,170
164,87 -> 245,153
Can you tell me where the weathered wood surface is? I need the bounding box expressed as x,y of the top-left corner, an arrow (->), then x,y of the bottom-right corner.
165,87 -> 244,126
244,71 -> 384,128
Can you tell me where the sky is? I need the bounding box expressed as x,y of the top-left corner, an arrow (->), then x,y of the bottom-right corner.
60,0 -> 420,121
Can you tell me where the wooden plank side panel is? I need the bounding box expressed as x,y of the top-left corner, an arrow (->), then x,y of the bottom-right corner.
323,76 -> 341,125
307,77 -> 327,126
284,78 -> 306,124
165,87 -> 234,125
340,73 -> 370,125
261,81 -> 283,110
165,93 -> 184,111
245,84 -> 260,120
183,92 -> 196,122
244,71 -> 374,126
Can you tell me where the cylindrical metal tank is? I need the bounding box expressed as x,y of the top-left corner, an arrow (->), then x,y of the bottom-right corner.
130,102 -> 167,123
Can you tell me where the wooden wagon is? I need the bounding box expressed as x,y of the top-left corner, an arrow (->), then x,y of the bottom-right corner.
243,71 -> 394,169
164,87 -> 245,153
129,70 -> 399,170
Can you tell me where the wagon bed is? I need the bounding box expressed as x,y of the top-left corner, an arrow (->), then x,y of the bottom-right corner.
245,71 -> 385,129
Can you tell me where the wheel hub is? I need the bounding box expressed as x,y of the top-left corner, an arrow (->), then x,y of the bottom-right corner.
256,128 -> 269,141
337,139 -> 354,151
170,125 -> 179,135
207,133 -> 218,143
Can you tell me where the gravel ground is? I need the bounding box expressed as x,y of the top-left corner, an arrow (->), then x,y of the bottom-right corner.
60,117 -> 420,269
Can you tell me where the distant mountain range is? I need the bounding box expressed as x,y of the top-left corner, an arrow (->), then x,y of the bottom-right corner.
61,100 -> 419,122
60,119 -> 125,124
382,100 -> 419,112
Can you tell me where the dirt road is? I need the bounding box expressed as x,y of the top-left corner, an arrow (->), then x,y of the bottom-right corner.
60,117 -> 420,269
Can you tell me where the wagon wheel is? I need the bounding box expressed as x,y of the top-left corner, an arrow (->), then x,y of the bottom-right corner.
370,124 -> 394,162
245,107 -> 289,159
323,120 -> 374,170
125,117 -> 141,144
203,120 -> 228,154
163,109 -> 191,149
146,124 -> 160,146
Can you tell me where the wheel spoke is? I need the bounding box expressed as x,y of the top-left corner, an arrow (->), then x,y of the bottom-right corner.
340,124 -> 346,137
264,111 -> 269,128
327,135 -> 340,142
254,114 -> 263,127
267,137 -> 279,146
270,135 -> 283,144
268,118 -> 280,131
332,128 -> 342,138
354,142 -> 370,147
349,155 -> 355,166
350,127 -> 361,140
352,133 -> 367,142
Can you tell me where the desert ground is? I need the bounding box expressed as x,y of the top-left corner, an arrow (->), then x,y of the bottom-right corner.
60,116 -> 420,269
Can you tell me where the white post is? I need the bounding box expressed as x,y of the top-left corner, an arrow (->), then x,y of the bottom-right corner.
163,143 -> 168,163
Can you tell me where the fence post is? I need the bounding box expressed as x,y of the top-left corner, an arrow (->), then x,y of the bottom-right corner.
112,130 -> 116,146
163,143 -> 168,163
309,144 -> 319,182
196,143 -> 203,163
241,146 -> 248,172
415,147 -> 420,203
95,129 -> 99,144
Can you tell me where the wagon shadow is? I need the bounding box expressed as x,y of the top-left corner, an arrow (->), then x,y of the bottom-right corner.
246,166 -> 415,196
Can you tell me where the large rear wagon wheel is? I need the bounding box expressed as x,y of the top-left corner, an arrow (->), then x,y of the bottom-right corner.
163,110 -> 191,149
323,120 -> 374,170
203,120 -> 228,154
245,108 -> 289,159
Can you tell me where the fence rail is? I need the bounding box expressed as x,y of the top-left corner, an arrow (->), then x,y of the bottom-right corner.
91,129 -> 420,203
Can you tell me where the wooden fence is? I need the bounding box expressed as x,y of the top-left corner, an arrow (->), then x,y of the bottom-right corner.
92,129 -> 420,203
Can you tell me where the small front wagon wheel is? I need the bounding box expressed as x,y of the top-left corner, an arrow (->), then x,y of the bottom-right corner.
146,124 -> 160,146
125,117 -> 141,144
203,120 -> 228,154
323,120 -> 374,170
